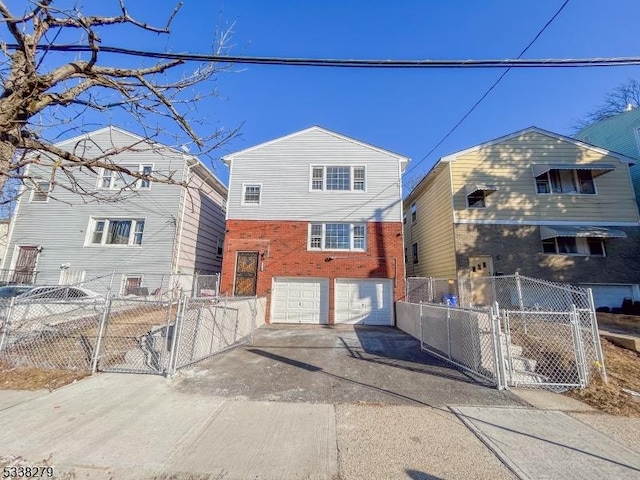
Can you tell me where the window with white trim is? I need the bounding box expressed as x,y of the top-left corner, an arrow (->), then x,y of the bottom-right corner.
541,237 -> 605,256
30,182 -> 51,202
310,166 -> 366,191
308,223 -> 366,251
242,184 -> 261,204
88,218 -> 145,246
410,202 -> 417,223
98,164 -> 153,190
535,169 -> 595,194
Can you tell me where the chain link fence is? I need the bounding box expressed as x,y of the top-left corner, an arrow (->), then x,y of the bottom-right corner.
0,271 -> 263,376
401,274 -> 606,391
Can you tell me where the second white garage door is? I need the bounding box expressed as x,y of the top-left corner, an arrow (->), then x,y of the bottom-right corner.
335,279 -> 394,325
271,277 -> 329,324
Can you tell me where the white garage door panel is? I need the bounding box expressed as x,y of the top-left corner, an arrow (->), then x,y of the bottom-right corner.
272,278 -> 328,324
335,279 -> 393,325
583,284 -> 634,309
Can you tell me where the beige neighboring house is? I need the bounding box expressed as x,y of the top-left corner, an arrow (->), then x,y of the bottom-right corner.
404,126 -> 640,309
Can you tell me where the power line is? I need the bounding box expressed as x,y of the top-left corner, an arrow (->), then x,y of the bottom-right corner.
402,0 -> 572,185
5,42 -> 640,69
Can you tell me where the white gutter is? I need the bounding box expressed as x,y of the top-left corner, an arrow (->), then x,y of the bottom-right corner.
173,162 -> 194,274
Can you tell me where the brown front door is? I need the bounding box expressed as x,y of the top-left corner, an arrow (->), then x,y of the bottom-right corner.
13,246 -> 39,283
234,252 -> 259,296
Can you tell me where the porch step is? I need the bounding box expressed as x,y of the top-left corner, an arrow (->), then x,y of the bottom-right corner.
509,370 -> 548,385
510,356 -> 537,372
501,342 -> 523,357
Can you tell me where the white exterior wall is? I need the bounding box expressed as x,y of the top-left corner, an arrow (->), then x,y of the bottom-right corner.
225,127 -> 405,223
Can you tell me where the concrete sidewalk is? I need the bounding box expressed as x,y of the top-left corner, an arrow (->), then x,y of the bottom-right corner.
1,373 -> 640,479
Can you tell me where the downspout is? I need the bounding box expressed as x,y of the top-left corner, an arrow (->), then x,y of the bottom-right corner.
173,161 -> 194,274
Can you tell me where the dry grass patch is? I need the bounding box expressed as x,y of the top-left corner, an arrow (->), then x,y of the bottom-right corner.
566,339 -> 640,417
596,312 -> 640,335
0,360 -> 89,391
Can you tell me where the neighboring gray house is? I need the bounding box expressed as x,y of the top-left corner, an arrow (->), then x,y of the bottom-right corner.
575,107 -> 640,208
1,126 -> 227,295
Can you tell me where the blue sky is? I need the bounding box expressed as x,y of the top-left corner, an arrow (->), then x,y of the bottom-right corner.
14,0 -> 640,192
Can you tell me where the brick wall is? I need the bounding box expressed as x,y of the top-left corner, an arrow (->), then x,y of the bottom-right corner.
454,224 -> 640,284
220,220 -> 406,323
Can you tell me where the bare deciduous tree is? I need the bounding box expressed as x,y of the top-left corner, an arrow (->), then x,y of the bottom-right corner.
575,79 -> 640,130
0,0 -> 238,212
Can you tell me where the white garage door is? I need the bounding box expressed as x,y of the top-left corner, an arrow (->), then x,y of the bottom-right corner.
335,279 -> 394,325
271,277 -> 329,324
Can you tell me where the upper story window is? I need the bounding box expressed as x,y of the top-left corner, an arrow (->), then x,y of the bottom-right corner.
88,218 -> 145,246
217,237 -> 224,256
242,184 -> 262,205
310,166 -> 366,192
412,243 -> 419,264
30,182 -> 51,203
466,185 -> 499,209
98,164 -> 153,190
532,164 -> 615,195
410,202 -> 417,223
308,223 -> 366,251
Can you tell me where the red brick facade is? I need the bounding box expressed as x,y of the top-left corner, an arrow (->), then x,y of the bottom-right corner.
220,220 -> 406,323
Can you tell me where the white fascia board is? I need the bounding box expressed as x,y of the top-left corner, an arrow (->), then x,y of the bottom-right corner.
222,125 -> 409,164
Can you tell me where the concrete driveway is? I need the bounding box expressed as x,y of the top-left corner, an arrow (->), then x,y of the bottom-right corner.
172,325 -> 525,407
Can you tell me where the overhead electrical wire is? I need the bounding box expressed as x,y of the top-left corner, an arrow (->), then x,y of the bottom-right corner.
4,43 -> 640,69
402,0 -> 572,184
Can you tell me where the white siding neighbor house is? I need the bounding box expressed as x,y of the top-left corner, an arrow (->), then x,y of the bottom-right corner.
2,126 -> 227,295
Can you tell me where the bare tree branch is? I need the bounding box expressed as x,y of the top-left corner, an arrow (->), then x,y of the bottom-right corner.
0,0 -> 238,213
574,79 -> 640,130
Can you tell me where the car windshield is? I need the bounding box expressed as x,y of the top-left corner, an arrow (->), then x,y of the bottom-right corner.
0,286 -> 34,298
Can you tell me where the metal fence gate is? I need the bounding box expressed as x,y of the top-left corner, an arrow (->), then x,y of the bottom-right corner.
404,274 -> 607,390
0,289 -> 260,376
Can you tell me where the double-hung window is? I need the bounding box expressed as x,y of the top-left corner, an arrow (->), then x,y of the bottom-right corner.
242,184 -> 261,205
308,223 -> 366,251
30,182 -> 51,202
88,218 -> 145,246
310,166 -> 366,191
98,164 -> 153,190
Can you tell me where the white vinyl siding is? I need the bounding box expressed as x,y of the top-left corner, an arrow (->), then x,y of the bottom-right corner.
226,128 -> 404,222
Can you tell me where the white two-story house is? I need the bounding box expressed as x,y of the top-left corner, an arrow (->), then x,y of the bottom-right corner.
2,126 -> 227,296
219,126 -> 408,325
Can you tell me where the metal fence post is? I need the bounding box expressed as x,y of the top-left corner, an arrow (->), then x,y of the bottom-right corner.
0,297 -> 15,355
90,270 -> 115,374
168,294 -> 187,375
446,305 -> 452,360
570,304 -> 588,388
587,288 -> 607,383
490,304 -> 508,390
419,301 -> 424,349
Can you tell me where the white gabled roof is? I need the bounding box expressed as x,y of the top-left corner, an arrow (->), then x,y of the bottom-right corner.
54,125 -> 227,195
222,125 -> 410,165
440,126 -> 636,164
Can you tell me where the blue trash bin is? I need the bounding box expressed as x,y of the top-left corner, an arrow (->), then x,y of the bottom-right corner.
442,294 -> 457,307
